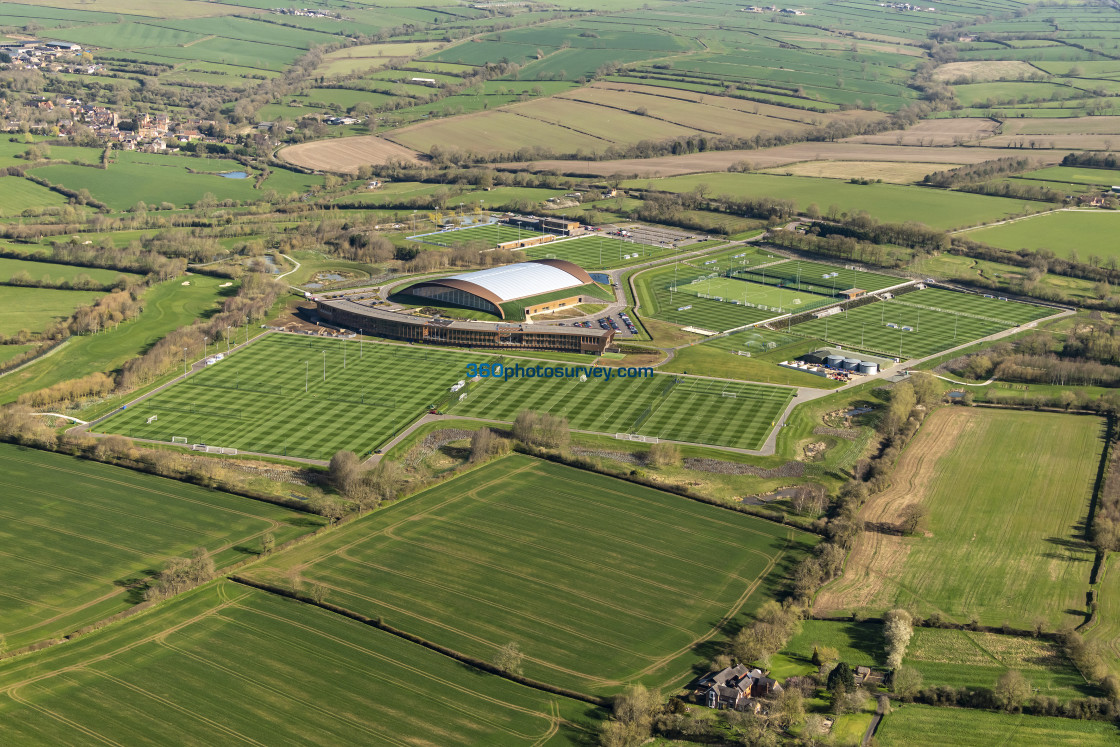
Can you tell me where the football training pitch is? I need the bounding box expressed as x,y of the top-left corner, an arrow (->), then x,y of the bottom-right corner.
0,582 -> 594,746
99,334 -> 481,459
522,234 -> 691,270
635,252 -> 807,332
453,367 -> 793,450
0,444 -> 321,650
732,259 -> 902,294
246,456 -> 816,694
817,408 -> 1103,630
409,222 -> 545,248
789,288 -> 1053,359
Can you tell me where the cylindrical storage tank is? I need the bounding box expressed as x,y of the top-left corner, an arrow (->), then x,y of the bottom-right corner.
858,361 -> 879,375
842,357 -> 861,370
826,354 -> 845,368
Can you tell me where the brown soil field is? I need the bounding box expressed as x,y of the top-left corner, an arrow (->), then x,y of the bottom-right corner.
505,143 -> 1060,178
813,407 -> 969,615
931,60 -> 1040,82
582,81 -> 831,124
278,136 -> 422,173
845,118 -> 1001,146
981,134 -> 1120,150
762,160 -> 960,183
1000,116 -> 1120,135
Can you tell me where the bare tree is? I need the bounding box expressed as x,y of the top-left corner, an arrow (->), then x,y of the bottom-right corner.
492,641 -> 524,675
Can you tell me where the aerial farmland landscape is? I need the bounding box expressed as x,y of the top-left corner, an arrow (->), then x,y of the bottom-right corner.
6,0 -> 1120,744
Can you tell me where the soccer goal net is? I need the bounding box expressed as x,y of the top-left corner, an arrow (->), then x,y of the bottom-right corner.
172,436 -> 188,444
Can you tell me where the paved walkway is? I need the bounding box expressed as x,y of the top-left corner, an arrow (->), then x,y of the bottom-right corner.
276,253 -> 301,281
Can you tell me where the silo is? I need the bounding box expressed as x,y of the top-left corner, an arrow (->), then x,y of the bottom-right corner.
842,357 -> 861,370
826,354 -> 845,368
858,361 -> 879,375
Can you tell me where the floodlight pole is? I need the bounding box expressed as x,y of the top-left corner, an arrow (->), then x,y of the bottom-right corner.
359,328 -> 363,358
305,361 -> 308,393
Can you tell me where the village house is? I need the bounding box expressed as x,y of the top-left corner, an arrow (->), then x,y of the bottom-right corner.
693,664 -> 783,711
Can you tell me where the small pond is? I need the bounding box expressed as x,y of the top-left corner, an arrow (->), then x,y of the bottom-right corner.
221,171 -> 249,179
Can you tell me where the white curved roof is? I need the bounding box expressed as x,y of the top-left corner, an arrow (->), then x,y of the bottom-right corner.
447,262 -> 584,302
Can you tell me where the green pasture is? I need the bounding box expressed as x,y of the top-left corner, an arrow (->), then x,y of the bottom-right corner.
247,455 -> 815,694
966,210 -> 1120,263
1018,166 -> 1117,187
0,444 -> 321,650
1089,552 -> 1120,680
0,177 -> 71,215
29,158 -> 321,209
0,582 -> 596,745
823,408 -> 1103,630
773,620 -> 1091,701
0,343 -> 35,365
0,257 -> 138,285
0,275 -> 230,405
453,363 -> 792,450
626,173 -> 1042,230
0,285 -> 105,336
660,330 -> 845,388
99,334 -> 483,460
877,705 -> 1119,746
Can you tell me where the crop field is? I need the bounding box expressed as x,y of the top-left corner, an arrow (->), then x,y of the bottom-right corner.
0,285 -> 105,336
788,288 -> 1050,359
967,211 -> 1120,262
877,705 -> 1120,746
626,173 -> 1041,230
410,222 -> 545,248
454,365 -> 792,450
762,160 -> 955,184
1089,553 -> 1120,679
246,455 -> 815,693
522,234 -> 681,269
279,135 -> 421,173
0,177 -> 71,215
99,334 -> 482,460
0,444 -> 321,650
388,110 -> 612,157
0,582 -> 594,746
0,275 -> 230,405
816,408 -> 1103,630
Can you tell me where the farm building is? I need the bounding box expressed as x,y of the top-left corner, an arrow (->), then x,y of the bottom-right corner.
400,259 -> 604,319
314,299 -> 613,354
693,665 -> 783,711
501,215 -> 584,236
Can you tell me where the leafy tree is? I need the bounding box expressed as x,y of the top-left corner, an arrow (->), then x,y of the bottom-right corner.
827,662 -> 855,695
891,665 -> 923,701
994,670 -> 1031,712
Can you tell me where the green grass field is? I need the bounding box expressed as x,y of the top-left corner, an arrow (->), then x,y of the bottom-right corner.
521,234 -> 691,270
0,582 -> 597,745
410,222 -> 545,248
0,177 -> 71,216
624,173 -> 1043,230
99,334 -> 483,459
820,408 -> 1103,630
772,620 -> 1090,701
877,705 -> 1120,746
0,285 -> 105,336
1088,552 -> 1120,680
246,455 -> 816,694
0,443 -> 322,650
0,257 -> 139,285
789,288 -> 1052,359
0,275 -> 230,405
453,366 -> 793,450
635,254 -> 807,333
966,211 -> 1120,263
735,259 -> 903,294
30,157 -> 321,209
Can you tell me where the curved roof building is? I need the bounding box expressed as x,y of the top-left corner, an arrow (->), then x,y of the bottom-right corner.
402,259 -> 595,319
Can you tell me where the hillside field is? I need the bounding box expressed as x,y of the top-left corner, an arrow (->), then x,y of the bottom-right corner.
0,582 -> 596,745
816,407 -> 1104,630
0,285 -> 105,336
0,444 -> 322,650
245,455 -> 816,694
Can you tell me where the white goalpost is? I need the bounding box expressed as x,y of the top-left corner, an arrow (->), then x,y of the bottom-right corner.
172,436 -> 188,444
